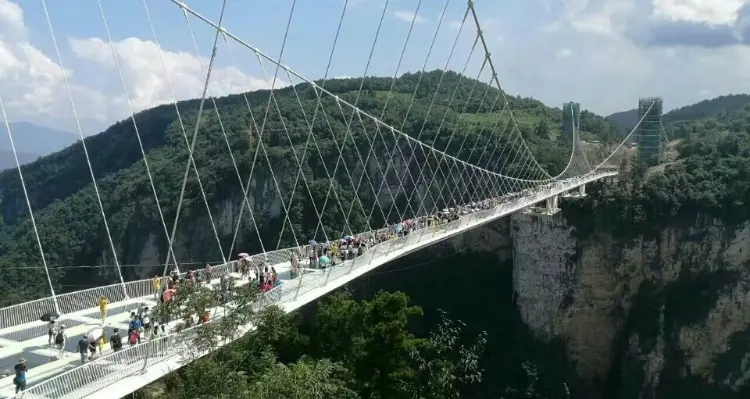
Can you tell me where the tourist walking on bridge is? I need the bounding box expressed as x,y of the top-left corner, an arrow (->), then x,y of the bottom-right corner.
78,335 -> 89,364
13,358 -> 27,394
110,328 -> 123,352
152,275 -> 161,300
54,325 -> 68,357
99,295 -> 109,324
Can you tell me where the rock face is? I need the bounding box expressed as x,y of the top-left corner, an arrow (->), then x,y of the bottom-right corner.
116,156 -> 456,279
509,203 -> 750,397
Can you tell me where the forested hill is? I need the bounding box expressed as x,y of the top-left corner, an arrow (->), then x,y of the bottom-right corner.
0,70 -> 617,306
605,94 -> 750,133
568,102 -> 750,238
666,94 -> 750,122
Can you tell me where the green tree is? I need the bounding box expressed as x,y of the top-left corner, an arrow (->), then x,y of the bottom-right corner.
308,291 -> 423,399
533,120 -> 551,140
142,288 -> 488,399
404,310 -> 488,399
247,358 -> 359,399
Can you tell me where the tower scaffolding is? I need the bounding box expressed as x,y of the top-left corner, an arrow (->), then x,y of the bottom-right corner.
561,102 -> 581,141
637,97 -> 663,166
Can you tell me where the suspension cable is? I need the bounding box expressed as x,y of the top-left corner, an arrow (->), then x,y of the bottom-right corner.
165,0 -> 230,274
467,0 -> 553,181
171,0 -> 556,186
180,9 -> 268,261
40,0 -> 127,298
140,0 -> 226,277
0,97 -> 60,314
368,0 -> 424,224
96,0 -> 179,283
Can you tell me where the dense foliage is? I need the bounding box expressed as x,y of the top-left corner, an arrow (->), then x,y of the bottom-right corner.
139,289 -> 488,399
566,103 -> 750,238
0,70 -> 616,306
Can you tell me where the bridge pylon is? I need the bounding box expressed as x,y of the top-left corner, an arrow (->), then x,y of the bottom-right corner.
636,97 -> 663,167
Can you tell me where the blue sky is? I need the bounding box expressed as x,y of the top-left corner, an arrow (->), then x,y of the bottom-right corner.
1,0 -> 750,134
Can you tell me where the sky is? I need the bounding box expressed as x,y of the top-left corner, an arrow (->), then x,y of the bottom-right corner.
1,0 -> 749,135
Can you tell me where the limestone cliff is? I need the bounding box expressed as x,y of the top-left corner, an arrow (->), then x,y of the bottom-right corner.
509,202 -> 750,397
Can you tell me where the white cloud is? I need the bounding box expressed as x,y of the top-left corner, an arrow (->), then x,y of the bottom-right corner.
0,0 -> 279,133
393,10 -> 425,24
68,37 -> 280,117
652,0 -> 748,25
506,0 -> 750,115
0,0 -> 25,39
0,0 -> 106,129
554,48 -> 572,59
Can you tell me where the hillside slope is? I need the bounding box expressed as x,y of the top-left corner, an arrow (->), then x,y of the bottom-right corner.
606,94 -> 750,134
0,71 -> 617,306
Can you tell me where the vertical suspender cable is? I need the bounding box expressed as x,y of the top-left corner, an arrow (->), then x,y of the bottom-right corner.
96,0 -> 180,283
166,0 -> 230,271
41,0 -> 128,298
466,0 -> 553,182
0,97 -> 60,315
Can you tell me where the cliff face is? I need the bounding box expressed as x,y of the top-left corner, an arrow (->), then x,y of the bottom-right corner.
510,203 -> 750,397
114,156 -> 453,279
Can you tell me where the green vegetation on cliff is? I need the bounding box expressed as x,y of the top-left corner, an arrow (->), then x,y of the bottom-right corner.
140,289 -> 489,399
0,71 -> 616,306
567,103 -> 750,238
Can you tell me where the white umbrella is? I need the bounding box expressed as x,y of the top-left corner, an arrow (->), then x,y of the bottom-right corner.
238,252 -> 249,258
86,327 -> 104,342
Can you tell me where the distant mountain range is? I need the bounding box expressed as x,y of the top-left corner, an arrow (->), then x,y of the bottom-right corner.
606,94 -> 750,133
0,122 -> 77,170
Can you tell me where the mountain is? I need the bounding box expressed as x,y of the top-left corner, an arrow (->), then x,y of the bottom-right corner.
605,108 -> 638,133
0,122 -> 77,170
666,94 -> 750,121
606,94 -> 750,134
0,150 -> 41,170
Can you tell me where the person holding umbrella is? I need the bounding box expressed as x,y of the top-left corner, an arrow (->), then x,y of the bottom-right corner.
86,327 -> 104,361
319,254 -> 330,269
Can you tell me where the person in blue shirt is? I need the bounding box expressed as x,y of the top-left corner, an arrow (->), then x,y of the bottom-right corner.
78,335 -> 89,364
129,316 -> 143,344
13,358 -> 27,394
129,316 -> 142,331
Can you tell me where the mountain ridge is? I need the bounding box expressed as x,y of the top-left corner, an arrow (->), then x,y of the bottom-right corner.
0,122 -> 77,170
605,94 -> 750,133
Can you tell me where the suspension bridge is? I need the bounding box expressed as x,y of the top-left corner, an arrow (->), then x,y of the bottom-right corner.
0,0 -> 664,397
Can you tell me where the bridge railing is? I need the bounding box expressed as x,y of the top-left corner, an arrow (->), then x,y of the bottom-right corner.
13,174 -> 617,398
0,174 -> 615,332
17,201 -> 504,398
